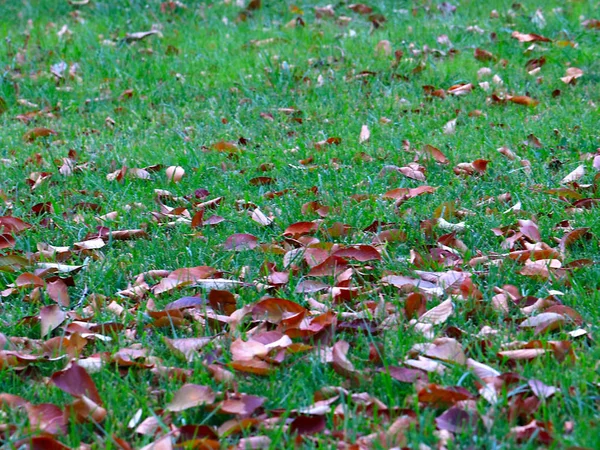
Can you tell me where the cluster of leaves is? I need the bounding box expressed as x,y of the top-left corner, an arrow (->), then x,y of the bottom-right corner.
0,0 -> 599,448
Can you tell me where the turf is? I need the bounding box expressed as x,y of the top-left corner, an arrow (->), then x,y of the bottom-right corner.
0,0 -> 599,448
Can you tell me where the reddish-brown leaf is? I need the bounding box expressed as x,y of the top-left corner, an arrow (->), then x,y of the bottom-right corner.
418,384 -> 474,407
508,95 -> 539,107
559,228 -> 591,252
26,403 -> 68,434
0,216 -> 32,233
229,359 -> 272,375
24,127 -> 58,142
16,272 -> 46,288
436,406 -> 478,433
333,245 -> 381,262
290,415 -> 327,435
283,221 -> 318,238
51,362 -> 102,404
252,298 -> 307,325
386,366 -> 427,383
40,305 -> 66,338
224,233 -> 259,251
382,185 -> 437,201
46,279 -> 70,307
211,141 -> 241,154
511,31 -> 551,42
421,144 -> 449,164
165,384 -> 216,412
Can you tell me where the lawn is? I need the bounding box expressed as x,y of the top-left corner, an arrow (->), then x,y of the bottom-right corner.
1,0 -> 599,448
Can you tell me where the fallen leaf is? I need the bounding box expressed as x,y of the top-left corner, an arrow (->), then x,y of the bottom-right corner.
165,384 -> 216,412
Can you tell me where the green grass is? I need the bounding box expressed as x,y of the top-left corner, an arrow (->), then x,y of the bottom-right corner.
1,0 -> 599,448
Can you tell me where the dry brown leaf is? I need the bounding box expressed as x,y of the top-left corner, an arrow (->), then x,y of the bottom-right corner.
561,165 -> 584,184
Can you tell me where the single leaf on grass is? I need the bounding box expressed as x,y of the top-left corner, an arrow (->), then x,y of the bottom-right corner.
447,83 -> 473,96
251,298 -> 307,325
417,384 -> 474,407
519,312 -> 565,334
26,403 -> 68,435
220,394 -> 265,415
561,67 -> 583,84
46,279 -> 70,307
283,221 -> 318,238
510,420 -> 553,445
399,163 -> 426,181
251,208 -> 273,226
418,298 -> 454,325
422,338 -> 467,364
508,95 -> 539,107
295,279 -> 330,294
290,415 -> 327,435
224,233 -> 258,251
518,219 -> 541,242
497,348 -> 547,361
166,384 -> 216,412
124,30 -> 161,42
51,362 -> 102,405
16,272 -> 45,288
474,47 -> 495,61
528,379 -> 558,399
164,336 -> 213,361
466,358 -> 501,380
230,359 -> 272,375
0,234 -> 16,249
40,305 -> 66,338
230,338 -> 268,361
0,216 -> 32,233
331,340 -> 360,382
385,366 -> 427,383
561,165 -> 585,184
558,227 -> 590,253
23,127 -> 58,142
436,406 -> 478,433
419,144 -> 449,164
333,245 -> 381,261
382,185 -> 437,201
511,31 -> 551,42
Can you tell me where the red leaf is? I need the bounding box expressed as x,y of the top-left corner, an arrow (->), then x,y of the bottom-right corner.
224,233 -> 259,251
252,298 -> 307,326
418,384 -> 474,407
511,31 -> 551,42
220,394 -> 265,415
16,272 -> 46,288
26,403 -> 68,434
51,362 -> 102,404
420,144 -> 449,164
283,221 -> 318,238
436,407 -> 478,433
249,176 -> 275,186
40,305 -> 66,338
24,127 -> 58,142
290,415 -> 326,435
0,216 -> 32,233
333,245 -> 381,262
307,256 -> 348,277
386,366 -> 427,383
47,279 -> 70,307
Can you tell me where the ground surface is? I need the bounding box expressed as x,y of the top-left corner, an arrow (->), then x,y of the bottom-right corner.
1,1 -> 599,449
